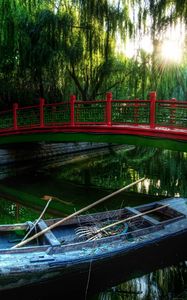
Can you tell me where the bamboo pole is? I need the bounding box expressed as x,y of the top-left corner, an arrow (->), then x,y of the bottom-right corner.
12,177 -> 145,249
21,198 -> 52,242
87,204 -> 169,240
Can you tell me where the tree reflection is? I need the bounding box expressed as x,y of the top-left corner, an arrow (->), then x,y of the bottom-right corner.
55,146 -> 187,197
94,261 -> 187,300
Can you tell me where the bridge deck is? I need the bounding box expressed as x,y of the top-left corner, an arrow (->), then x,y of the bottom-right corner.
1,92 -> 187,150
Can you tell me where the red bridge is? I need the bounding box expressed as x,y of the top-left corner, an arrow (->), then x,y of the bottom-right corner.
1,91 -> 187,151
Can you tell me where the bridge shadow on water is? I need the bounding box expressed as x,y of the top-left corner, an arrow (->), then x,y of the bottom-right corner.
0,232 -> 187,300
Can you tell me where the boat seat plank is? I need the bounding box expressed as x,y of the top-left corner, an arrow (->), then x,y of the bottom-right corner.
126,207 -> 160,225
0,223 -> 29,232
37,220 -> 61,247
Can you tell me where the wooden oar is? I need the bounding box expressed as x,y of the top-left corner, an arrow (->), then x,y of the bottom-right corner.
86,204 -> 169,240
12,177 -> 145,249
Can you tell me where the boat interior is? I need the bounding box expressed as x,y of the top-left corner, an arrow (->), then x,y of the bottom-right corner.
0,201 -> 185,252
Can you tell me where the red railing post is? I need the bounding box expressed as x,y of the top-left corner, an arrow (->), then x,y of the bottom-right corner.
13,103 -> 18,130
106,92 -> 112,126
134,99 -> 139,125
39,97 -> 45,128
150,91 -> 156,128
70,95 -> 76,126
170,98 -> 176,126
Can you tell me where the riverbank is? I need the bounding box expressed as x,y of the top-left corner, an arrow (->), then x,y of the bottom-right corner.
0,142 -> 133,179
0,142 -> 113,165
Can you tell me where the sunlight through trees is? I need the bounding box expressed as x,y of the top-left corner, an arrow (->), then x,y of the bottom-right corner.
0,0 -> 187,106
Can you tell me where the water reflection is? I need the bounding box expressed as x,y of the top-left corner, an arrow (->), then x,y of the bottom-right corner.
0,143 -> 187,299
95,260 -> 187,300
52,146 -> 187,197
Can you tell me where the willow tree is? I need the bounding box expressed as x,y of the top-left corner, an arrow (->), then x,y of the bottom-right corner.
56,0 -> 134,100
0,0 -> 46,105
1,0 -> 187,107
134,0 -> 187,100
0,0 -> 70,104
0,0 -> 135,104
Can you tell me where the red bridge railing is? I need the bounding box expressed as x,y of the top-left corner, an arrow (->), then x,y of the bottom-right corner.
1,91 -> 187,133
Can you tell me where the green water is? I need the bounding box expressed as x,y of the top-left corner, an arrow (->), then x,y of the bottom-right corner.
0,144 -> 187,299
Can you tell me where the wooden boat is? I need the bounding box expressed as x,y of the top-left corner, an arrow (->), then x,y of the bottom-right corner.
0,197 -> 187,292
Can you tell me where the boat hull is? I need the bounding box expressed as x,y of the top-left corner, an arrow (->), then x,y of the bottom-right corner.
0,197 -> 187,293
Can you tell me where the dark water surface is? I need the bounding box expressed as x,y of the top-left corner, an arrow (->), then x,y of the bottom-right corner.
0,143 -> 187,299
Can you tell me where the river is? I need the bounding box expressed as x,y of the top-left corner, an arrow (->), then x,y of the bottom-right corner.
0,142 -> 186,299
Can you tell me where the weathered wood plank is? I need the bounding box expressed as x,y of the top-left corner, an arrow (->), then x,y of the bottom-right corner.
37,220 -> 61,246
0,223 -> 28,231
126,207 -> 161,225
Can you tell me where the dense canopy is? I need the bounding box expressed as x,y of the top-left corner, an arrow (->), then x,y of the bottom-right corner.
0,0 -> 187,107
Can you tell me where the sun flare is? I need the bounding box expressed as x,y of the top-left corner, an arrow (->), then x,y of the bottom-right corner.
161,39 -> 183,63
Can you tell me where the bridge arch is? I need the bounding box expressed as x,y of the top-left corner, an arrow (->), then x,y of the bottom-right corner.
0,91 -> 187,151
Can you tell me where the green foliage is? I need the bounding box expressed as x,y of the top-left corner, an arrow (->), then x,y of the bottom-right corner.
0,0 -> 187,106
